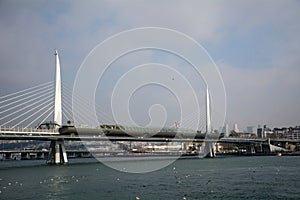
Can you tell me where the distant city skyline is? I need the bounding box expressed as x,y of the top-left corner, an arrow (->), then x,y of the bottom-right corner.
0,1 -> 299,130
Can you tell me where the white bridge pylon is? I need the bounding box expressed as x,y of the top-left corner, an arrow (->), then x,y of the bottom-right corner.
54,50 -> 62,127
49,50 -> 68,164
205,87 -> 216,158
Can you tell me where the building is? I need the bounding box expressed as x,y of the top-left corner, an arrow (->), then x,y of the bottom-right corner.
222,124 -> 230,137
273,127 -> 289,138
257,125 -> 263,138
233,123 -> 239,133
287,126 -> 300,140
263,125 -> 273,138
246,126 -> 255,134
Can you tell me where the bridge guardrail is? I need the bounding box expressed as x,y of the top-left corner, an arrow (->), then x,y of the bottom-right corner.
0,126 -> 58,135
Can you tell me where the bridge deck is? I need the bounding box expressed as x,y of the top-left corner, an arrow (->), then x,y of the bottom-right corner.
1,128 -> 299,143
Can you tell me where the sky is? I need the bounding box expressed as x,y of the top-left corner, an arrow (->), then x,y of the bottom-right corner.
0,0 -> 299,131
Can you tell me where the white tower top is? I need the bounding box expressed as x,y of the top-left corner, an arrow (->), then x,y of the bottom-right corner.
206,87 -> 212,133
54,50 -> 62,126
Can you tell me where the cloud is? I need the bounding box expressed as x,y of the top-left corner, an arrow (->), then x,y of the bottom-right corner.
0,0 -> 299,129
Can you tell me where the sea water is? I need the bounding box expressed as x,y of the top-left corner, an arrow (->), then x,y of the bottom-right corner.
0,156 -> 300,199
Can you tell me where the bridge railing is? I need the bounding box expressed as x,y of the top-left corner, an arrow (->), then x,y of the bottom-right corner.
0,126 -> 58,134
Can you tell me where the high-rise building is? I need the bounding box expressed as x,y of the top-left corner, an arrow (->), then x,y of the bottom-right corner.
222,124 -> 230,136
257,125 -> 272,138
233,123 -> 239,133
257,125 -> 263,138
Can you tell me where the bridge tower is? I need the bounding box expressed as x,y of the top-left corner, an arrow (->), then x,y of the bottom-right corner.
54,50 -> 62,126
47,50 -> 68,164
206,87 -> 211,134
205,87 -> 216,157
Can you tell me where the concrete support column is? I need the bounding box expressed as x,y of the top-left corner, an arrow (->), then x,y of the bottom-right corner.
204,142 -> 216,158
59,141 -> 68,163
55,142 -> 60,164
47,140 -> 68,164
209,142 -> 216,157
251,145 -> 256,154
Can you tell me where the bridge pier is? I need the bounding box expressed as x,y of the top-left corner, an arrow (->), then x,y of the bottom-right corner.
47,140 -> 68,164
203,141 -> 216,158
207,142 -> 216,158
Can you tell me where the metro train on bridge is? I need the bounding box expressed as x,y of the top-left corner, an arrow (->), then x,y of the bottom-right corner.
36,121 -> 217,139
58,124 -> 208,139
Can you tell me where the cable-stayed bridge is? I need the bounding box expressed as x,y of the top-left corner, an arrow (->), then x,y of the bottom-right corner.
0,50 -> 221,164
2,50 -> 277,164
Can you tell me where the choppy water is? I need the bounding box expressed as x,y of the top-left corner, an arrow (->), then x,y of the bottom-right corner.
0,156 -> 300,200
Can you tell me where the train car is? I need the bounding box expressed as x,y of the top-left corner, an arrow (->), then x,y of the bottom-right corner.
98,124 -> 130,137
36,121 -> 60,130
58,124 -> 130,137
58,124 -> 214,140
59,125 -> 78,136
